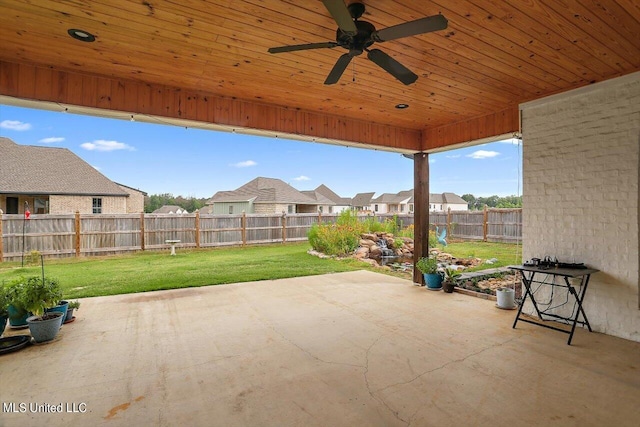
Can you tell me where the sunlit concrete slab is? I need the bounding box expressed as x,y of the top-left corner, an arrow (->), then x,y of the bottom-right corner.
1,270 -> 639,426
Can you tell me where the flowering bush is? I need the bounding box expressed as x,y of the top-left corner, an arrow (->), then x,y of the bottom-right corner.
308,211 -> 415,256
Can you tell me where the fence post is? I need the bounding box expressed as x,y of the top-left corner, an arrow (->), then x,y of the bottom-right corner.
195,210 -> 201,248
140,212 -> 145,251
446,208 -> 452,238
318,210 -> 322,224
0,209 -> 3,262
241,211 -> 247,247
282,212 -> 287,243
75,211 -> 81,257
483,206 -> 488,242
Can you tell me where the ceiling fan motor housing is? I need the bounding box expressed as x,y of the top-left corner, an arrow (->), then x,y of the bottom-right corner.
336,20 -> 376,56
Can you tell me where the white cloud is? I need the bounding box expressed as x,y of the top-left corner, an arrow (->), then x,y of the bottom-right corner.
445,154 -> 461,159
80,139 -> 135,152
293,175 -> 310,181
428,158 -> 436,164
0,120 -> 32,131
230,160 -> 257,168
38,137 -> 65,143
467,150 -> 500,159
92,165 -> 102,171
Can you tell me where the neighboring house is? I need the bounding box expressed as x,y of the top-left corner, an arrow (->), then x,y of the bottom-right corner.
152,205 -> 188,214
0,137 -> 144,214
428,192 -> 469,212
371,190 -> 413,214
313,184 -> 352,213
116,183 -> 146,213
300,188 -> 336,214
352,192 -> 375,213
207,177 -> 322,214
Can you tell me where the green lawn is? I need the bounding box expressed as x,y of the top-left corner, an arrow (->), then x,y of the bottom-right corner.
0,241 -> 522,299
439,240 -> 523,271
0,243 -> 364,298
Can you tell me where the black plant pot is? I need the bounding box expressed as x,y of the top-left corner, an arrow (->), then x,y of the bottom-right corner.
443,281 -> 455,293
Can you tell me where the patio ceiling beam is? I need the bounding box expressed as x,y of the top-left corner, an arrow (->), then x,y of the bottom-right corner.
422,106 -> 520,150
0,60 -> 422,152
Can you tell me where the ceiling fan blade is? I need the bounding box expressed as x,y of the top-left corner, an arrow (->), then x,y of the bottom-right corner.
324,53 -> 353,85
367,49 -> 418,85
322,0 -> 357,35
268,42 -> 338,54
375,15 -> 448,42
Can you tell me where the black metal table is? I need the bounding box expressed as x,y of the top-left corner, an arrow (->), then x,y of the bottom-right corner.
508,265 -> 599,345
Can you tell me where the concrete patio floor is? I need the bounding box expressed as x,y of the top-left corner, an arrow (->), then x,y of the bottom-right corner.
1,270 -> 639,427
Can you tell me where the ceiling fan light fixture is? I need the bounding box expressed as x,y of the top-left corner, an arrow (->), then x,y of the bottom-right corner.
67,29 -> 96,42
395,103 -> 409,109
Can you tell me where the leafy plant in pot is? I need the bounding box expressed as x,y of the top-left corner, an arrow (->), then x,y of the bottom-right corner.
0,283 -> 10,337
4,278 -> 30,328
19,276 -> 65,343
442,267 -> 461,293
416,256 -> 442,290
65,300 -> 80,323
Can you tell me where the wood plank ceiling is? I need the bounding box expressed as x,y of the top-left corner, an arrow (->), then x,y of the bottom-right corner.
0,0 -> 638,152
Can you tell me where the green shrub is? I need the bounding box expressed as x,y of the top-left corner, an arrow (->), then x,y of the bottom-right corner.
308,211 -> 364,256
416,256 -> 438,274
10,276 -> 62,317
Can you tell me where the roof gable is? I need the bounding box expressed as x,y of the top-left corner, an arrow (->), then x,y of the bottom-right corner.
0,137 -> 128,196
210,177 -> 318,205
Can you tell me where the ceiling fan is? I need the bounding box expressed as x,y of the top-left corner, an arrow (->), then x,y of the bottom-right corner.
267,0 -> 448,86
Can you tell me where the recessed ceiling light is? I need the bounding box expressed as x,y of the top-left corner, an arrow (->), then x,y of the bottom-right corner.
67,29 -> 96,42
395,103 -> 409,109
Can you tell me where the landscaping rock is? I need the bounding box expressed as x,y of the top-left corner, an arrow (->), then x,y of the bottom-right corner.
369,245 -> 382,258
359,239 -> 376,247
355,247 -> 369,259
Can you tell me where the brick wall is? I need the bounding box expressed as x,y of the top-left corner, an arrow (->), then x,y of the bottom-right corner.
49,195 -> 127,214
119,185 -> 144,213
521,72 -> 639,341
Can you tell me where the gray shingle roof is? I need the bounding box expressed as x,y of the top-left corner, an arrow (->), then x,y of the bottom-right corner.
314,184 -> 352,205
442,192 -> 468,204
301,190 -> 336,205
0,137 -> 128,196
209,177 -> 319,205
352,192 -> 375,206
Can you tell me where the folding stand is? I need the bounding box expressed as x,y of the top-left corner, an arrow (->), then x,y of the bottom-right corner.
509,265 -> 599,345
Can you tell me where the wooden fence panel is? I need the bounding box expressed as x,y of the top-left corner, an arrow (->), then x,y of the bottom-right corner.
80,214 -> 141,255
1,214 -> 75,259
286,214 -> 320,241
245,214 -> 283,244
199,214 -> 242,247
487,209 -> 522,242
144,214 -> 197,249
450,211 -> 485,240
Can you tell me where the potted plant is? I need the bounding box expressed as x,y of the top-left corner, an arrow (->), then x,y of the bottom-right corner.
20,276 -> 65,343
0,283 -> 9,337
65,300 -> 80,323
4,278 -> 30,328
442,267 -> 461,293
416,256 -> 442,290
46,299 -> 69,318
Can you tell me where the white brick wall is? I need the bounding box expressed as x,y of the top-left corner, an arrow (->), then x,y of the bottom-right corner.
521,72 -> 640,342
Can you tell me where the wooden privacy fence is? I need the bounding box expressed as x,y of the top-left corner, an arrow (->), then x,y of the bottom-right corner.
0,209 -> 520,261
429,207 -> 522,243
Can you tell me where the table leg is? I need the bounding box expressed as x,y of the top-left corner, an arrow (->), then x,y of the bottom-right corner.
513,271 -> 533,329
566,274 -> 592,345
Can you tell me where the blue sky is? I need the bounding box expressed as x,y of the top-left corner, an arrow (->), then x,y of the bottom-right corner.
0,104 -> 522,199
